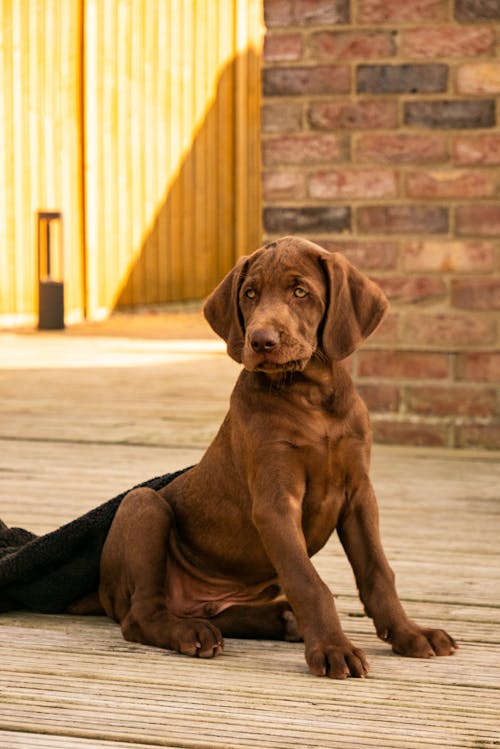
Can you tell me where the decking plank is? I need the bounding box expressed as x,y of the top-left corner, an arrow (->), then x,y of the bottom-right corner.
0,334 -> 499,749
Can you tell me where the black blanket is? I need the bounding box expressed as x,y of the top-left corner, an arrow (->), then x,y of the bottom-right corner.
0,466 -> 191,614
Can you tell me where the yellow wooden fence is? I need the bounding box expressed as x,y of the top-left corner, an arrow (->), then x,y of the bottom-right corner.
0,0 -> 263,325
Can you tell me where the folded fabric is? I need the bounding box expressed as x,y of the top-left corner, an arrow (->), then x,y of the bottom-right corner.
0,467 -> 191,614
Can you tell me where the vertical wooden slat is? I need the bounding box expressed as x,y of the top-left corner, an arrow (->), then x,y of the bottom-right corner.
83,0 -> 99,317
0,0 -> 83,325
13,1 -> 29,312
28,0 -> 41,314
129,0 -> 144,307
204,0 -> 219,289
234,0 -> 250,260
234,0 -> 264,259
193,0 -> 208,295
115,0 -> 132,308
11,0 -> 23,308
143,0 -> 159,305
102,0 -> 118,312
0,2 -> 16,318
167,0 -> 182,304
216,0 -> 235,281
156,2 -> 170,303
180,0 -> 195,299
246,0 -> 264,253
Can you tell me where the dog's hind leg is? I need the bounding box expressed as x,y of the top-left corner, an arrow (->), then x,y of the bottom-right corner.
98,487 -> 223,658
211,601 -> 302,641
66,591 -> 104,615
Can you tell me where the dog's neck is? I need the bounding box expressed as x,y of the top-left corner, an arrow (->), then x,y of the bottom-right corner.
248,356 -> 354,415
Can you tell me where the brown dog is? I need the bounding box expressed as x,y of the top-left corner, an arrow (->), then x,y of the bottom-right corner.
98,236 -> 456,678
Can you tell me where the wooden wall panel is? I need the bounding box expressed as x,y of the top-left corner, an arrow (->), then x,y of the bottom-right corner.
0,1 -> 263,324
84,0 -> 264,317
0,0 -> 84,324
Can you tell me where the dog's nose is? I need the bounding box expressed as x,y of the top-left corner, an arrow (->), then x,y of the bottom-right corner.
250,329 -> 279,353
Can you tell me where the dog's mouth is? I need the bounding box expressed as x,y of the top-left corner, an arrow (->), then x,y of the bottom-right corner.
242,337 -> 314,375
252,358 -> 308,374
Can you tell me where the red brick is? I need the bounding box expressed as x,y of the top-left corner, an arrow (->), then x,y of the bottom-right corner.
453,135 -> 500,165
321,240 -> 399,270
262,171 -> 306,200
404,312 -> 496,346
456,424 -> 500,450
356,384 -> 401,412
357,350 -> 450,379
406,385 -> 497,417
404,99 -> 496,129
357,64 -> 448,95
367,312 -> 400,345
451,279 -> 500,310
357,205 -> 448,234
264,33 -> 303,62
457,352 -> 500,382
457,64 -> 500,94
400,26 -> 495,57
309,100 -> 397,131
309,30 -> 395,59
262,102 -> 304,133
262,134 -> 349,165
264,0 -> 293,27
309,169 -> 397,200
372,275 -> 447,304
355,134 -> 448,164
372,419 -> 449,447
356,0 -> 448,24
294,0 -> 350,24
263,65 -> 351,96
406,169 -> 496,199
403,240 -> 496,273
455,0 -> 500,21
456,203 -> 500,236
263,206 -> 351,234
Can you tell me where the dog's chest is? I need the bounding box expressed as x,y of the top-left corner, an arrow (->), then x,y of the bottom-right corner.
286,394 -> 349,461
288,405 -> 355,546
304,429 -> 348,494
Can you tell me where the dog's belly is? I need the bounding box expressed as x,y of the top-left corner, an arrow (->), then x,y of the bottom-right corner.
165,535 -> 282,618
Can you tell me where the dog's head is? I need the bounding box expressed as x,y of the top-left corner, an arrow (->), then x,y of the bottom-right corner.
203,236 -> 388,373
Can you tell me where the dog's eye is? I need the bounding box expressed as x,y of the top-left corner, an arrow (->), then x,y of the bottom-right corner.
243,288 -> 256,300
293,286 -> 308,298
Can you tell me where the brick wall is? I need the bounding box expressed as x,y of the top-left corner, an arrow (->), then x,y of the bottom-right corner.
261,0 -> 500,449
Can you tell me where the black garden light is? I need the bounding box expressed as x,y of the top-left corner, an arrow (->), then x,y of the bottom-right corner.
37,210 -> 64,330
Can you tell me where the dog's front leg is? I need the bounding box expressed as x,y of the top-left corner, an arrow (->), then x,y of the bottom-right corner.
250,470 -> 368,679
337,478 -> 457,658
99,487 -> 223,658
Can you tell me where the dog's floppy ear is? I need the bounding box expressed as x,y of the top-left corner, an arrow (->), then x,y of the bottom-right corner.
319,252 -> 388,361
203,255 -> 250,363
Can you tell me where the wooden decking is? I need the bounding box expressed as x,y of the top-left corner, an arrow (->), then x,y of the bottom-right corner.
0,328 -> 499,748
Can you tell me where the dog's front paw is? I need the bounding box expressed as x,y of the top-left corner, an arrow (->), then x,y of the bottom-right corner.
168,618 -> 224,658
389,625 -> 457,658
305,638 -> 369,679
